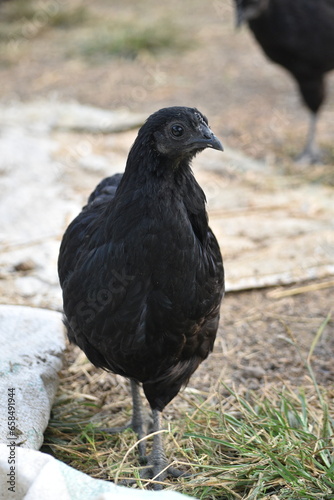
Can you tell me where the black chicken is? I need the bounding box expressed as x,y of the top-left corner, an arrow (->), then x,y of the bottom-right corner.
58,106 -> 225,488
234,0 -> 334,163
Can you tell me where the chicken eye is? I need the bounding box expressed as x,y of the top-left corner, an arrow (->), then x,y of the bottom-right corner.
171,124 -> 184,137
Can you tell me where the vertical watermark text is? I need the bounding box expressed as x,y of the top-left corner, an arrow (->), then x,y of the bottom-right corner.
7,388 -> 17,493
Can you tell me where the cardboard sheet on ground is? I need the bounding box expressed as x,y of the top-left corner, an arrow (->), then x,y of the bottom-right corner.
195,149 -> 334,290
0,100 -> 333,306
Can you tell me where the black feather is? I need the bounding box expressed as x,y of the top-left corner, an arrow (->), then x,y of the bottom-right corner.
58,106 -> 224,412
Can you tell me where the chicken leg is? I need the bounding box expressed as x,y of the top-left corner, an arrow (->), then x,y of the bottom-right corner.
140,409 -> 185,490
101,379 -> 152,460
296,112 -> 321,164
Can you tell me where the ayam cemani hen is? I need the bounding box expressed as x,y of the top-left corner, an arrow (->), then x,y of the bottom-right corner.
234,0 -> 334,163
58,106 -> 225,488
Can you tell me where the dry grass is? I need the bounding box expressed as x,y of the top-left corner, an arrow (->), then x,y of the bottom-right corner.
43,308 -> 334,497
44,372 -> 334,497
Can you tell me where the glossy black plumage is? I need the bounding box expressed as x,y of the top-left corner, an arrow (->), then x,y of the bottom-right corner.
235,0 -> 334,162
58,107 -> 224,425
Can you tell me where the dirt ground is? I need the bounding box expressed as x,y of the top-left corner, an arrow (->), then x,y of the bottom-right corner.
0,0 -> 333,422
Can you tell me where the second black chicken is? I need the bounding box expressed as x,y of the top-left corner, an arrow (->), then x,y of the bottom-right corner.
235,0 -> 334,163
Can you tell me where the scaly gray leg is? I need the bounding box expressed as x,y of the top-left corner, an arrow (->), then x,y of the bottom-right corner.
141,409 -> 186,490
296,112 -> 322,164
100,379 -> 152,460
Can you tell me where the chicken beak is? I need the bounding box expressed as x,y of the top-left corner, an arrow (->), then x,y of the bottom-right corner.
206,132 -> 224,152
189,123 -> 224,152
